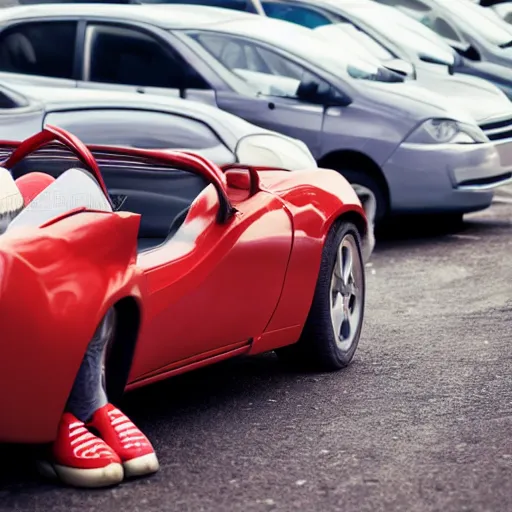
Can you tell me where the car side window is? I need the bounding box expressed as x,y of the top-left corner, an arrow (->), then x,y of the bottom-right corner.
192,33 -> 333,103
0,21 -> 77,78
375,0 -> 431,12
261,2 -> 332,29
142,0 -> 258,12
85,24 -> 208,89
430,16 -> 463,42
44,109 -> 225,150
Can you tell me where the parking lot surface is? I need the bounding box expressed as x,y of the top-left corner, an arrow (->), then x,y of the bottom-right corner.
1,189 -> 512,512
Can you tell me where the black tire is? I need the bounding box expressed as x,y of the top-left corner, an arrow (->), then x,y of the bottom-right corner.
276,220 -> 366,371
335,168 -> 388,225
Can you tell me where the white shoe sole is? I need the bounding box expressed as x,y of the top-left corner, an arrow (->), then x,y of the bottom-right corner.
123,453 -> 160,479
37,460 -> 124,488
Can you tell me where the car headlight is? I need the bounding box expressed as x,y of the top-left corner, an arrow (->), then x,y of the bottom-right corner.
405,119 -> 488,144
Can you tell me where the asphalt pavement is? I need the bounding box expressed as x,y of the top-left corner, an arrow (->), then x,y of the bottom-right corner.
2,189 -> 512,512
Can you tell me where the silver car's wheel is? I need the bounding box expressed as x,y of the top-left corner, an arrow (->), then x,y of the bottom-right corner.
351,184 -> 377,229
276,220 -> 366,371
334,167 -> 388,225
329,233 -> 364,353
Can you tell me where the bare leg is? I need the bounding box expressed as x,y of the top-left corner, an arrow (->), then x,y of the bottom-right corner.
65,309 -> 115,422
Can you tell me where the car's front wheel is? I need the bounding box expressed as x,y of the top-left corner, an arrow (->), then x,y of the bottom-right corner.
276,220 -> 366,371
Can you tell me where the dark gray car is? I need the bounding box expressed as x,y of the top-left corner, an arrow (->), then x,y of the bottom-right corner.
0,3 -> 511,224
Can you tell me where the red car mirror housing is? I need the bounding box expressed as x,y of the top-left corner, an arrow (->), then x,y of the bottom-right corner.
222,163 -> 261,197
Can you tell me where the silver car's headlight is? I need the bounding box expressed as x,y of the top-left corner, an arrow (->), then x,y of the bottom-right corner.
405,119 -> 488,144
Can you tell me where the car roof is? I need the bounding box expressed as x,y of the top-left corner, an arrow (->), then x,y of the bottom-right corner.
288,0 -> 395,14
0,3 -> 255,28
0,3 -> 308,41
1,82 -> 269,149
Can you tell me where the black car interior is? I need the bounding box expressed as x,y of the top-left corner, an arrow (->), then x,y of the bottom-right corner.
10,151 -> 210,253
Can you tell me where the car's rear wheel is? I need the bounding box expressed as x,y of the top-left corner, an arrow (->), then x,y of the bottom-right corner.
276,220 -> 366,371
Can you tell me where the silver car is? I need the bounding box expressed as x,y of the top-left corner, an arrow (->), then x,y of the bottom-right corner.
0,4 -> 511,224
374,0 -> 512,68
0,81 -> 317,170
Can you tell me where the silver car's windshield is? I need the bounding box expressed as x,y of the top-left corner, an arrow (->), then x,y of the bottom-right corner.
344,3 -> 456,64
438,0 -> 512,47
314,23 -> 395,62
185,18 -> 403,84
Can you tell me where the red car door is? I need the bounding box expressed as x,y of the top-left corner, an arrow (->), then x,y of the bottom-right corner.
129,182 -> 293,381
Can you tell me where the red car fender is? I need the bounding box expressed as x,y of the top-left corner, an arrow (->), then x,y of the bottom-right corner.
0,210 -> 143,443
249,168 -> 367,354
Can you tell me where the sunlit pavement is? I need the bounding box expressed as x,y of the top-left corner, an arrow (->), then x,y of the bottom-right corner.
1,189 -> 512,512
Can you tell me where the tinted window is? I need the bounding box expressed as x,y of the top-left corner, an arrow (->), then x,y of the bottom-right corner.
140,0 -> 258,11
192,33 -> 339,100
44,109 -> 224,149
438,0 -> 512,46
430,17 -> 462,41
375,0 -> 431,12
192,30 -> 400,86
86,24 -> 208,89
0,85 -> 29,108
0,21 -> 77,78
262,2 -> 332,29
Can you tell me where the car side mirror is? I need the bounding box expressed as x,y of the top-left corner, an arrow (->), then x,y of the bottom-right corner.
296,79 -> 320,103
443,39 -> 481,61
224,166 -> 261,201
418,52 -> 453,66
296,78 -> 351,107
384,58 -> 416,78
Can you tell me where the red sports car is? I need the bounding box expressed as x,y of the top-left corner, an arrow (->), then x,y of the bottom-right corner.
0,126 -> 370,444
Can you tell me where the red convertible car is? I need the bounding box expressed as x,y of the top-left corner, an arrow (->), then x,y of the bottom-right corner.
0,126 -> 369,444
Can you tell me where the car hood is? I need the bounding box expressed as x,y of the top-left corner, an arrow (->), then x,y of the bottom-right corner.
414,70 -> 512,122
358,80 -> 476,124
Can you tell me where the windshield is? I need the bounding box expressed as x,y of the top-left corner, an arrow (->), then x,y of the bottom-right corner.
346,3 -> 456,65
186,18 -> 403,85
438,0 -> 512,47
314,23 -> 395,62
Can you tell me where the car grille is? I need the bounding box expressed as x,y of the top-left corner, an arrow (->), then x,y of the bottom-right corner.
479,116 -> 512,142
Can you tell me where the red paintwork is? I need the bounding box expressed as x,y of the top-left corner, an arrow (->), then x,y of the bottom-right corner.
0,127 -> 366,443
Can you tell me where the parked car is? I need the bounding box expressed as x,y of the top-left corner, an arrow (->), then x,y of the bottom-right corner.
250,0 -> 512,103
186,0 -> 512,101
0,82 -> 319,172
373,0 -> 512,68
61,0 -> 512,100
0,125 -> 368,442
491,2 -> 512,24
0,4 -> 511,224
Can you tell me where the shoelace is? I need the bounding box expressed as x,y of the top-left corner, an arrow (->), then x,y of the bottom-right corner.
108,409 -> 150,450
68,421 -> 115,459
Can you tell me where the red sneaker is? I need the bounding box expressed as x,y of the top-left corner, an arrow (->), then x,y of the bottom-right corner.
88,404 -> 159,478
38,413 -> 124,488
